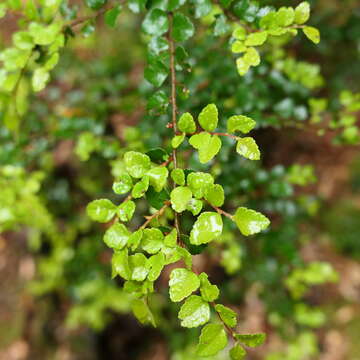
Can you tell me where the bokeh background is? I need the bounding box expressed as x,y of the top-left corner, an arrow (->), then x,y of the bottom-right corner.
1,0 -> 360,359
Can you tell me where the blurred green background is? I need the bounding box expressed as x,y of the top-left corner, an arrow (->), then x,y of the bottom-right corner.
0,0 -> 360,359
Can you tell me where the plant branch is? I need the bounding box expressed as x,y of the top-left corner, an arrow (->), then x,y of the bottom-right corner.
139,202 -> 170,230
168,12 -> 181,239
208,202 -> 234,220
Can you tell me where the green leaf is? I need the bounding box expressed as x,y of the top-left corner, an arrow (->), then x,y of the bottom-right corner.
85,0 -> 106,10
127,0 -> 146,13
86,199 -> 116,223
141,228 -> 164,254
105,5 -> 122,27
244,31 -> 268,46
171,133 -> 186,148
215,304 -> 237,328
230,345 -> 246,360
236,137 -> 260,160
169,268 -> 200,302
29,22 -> 61,45
231,40 -> 247,54
194,0 -> 212,18
244,47 -> 260,66
148,89 -> 168,110
128,230 -> 143,251
236,57 -> 250,76
198,103 -> 218,131
117,200 -> 136,222
171,168 -> 185,186
142,9 -> 168,36
144,57 -> 168,87
275,7 -> 295,27
233,207 -> 270,236
294,1 -> 310,24
173,13 -> 194,42
32,68 -> 49,92
214,14 -> 230,36
147,166 -> 168,192
113,173 -> 133,194
132,175 -> 150,198
131,298 -> 156,327
189,132 -> 222,164
227,115 -> 256,134
147,252 -> 165,281
196,324 -> 228,357
124,151 -> 151,178
178,295 -> 210,328
13,31 -> 34,50
187,172 -> 214,199
303,26 -> 320,44
199,273 -> 219,302
146,147 -> 169,163
168,0 -> 187,11
204,184 -> 224,207
190,212 -> 223,245
186,198 -> 203,216
170,186 -> 192,213
178,112 -> 196,134
146,187 -> 170,209
104,222 -> 130,249
233,26 -> 246,40
129,253 -> 149,281
164,228 -> 177,247
112,249 -> 131,280
234,333 -> 266,347
0,4 -> 7,18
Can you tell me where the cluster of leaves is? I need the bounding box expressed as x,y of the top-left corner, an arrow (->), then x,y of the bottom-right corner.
230,2 -> 320,75
87,106 -> 270,358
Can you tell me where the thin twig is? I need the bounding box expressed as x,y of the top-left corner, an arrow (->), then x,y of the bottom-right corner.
139,202 -> 170,230
167,12 -> 181,239
208,202 -> 234,220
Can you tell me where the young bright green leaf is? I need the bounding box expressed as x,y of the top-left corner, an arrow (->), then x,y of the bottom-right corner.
164,228 -> 177,247
141,228 -> 164,254
0,4 -> 7,18
186,198 -> 203,216
190,212 -> 223,245
170,186 -> 192,213
131,298 -> 156,327
233,207 -> 270,236
32,68 -> 49,92
142,9 -> 169,36
215,304 -> 237,328
129,253 -> 149,281
230,344 -> 246,360
104,222 -> 131,249
147,166 -> 168,192
244,31 -> 268,46
236,137 -> 260,160
169,268 -> 200,302
231,40 -> 247,54
132,175 -> 150,198
276,7 -> 295,27
187,172 -> 214,199
117,200 -> 136,222
124,151 -> 151,178
171,168 -> 185,186
236,57 -> 250,76
113,173 -> 133,194
29,22 -> 61,45
234,333 -> 266,347
227,115 -> 256,134
178,112 -> 196,134
147,252 -> 165,281
178,295 -> 210,328
303,26 -> 320,44
199,273 -> 219,302
233,26 -> 246,40
294,2 -> 310,24
13,31 -> 34,50
112,249 -> 131,280
198,104 -> 218,132
196,323 -> 228,357
204,184 -> 224,207
86,199 -> 117,223
244,47 -> 260,66
128,230 -> 143,251
189,132 -> 222,164
171,133 -> 186,148
173,13 -> 194,42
